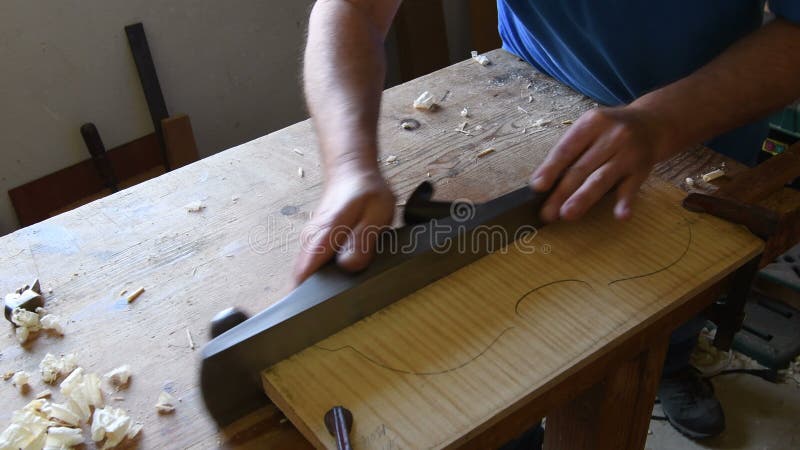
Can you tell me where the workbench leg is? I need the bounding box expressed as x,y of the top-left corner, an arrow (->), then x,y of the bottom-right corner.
543,338 -> 668,450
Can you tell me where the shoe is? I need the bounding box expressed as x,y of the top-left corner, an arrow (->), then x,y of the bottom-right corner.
657,366 -> 725,439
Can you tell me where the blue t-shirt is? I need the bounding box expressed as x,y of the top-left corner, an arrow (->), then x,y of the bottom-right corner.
498,0 -> 800,165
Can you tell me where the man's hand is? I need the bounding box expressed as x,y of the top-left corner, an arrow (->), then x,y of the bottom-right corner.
292,164 -> 395,285
293,0 -> 401,285
530,106 -> 670,222
531,17 -> 800,223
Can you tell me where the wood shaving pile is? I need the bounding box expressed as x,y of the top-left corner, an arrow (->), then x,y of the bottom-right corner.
39,353 -> 77,384
0,360 -> 141,450
11,307 -> 64,345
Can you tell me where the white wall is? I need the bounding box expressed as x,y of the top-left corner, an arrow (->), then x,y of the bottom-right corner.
0,0 -> 314,235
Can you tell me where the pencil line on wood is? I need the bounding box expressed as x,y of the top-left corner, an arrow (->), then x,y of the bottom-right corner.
313,327 -> 515,376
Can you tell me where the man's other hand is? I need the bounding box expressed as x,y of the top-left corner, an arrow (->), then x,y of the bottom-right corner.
530,106 -> 669,222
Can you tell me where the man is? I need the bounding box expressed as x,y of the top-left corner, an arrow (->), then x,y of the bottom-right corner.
294,0 -> 800,441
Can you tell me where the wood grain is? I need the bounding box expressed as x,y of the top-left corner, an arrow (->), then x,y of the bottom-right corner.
262,177 -> 761,449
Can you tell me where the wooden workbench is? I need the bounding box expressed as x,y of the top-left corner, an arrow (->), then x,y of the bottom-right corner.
0,49 -> 789,449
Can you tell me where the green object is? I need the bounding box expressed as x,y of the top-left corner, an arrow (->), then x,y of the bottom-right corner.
769,106 -> 800,135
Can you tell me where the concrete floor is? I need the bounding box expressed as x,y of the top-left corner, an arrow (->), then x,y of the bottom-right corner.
646,374 -> 800,449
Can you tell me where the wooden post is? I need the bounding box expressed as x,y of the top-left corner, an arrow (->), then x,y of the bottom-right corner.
544,338 -> 668,450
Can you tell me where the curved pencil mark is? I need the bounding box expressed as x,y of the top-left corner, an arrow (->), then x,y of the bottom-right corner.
514,279 -> 593,315
313,326 -> 515,376
608,218 -> 693,286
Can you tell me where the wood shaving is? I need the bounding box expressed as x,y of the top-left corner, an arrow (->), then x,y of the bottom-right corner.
561,120 -> 573,125
460,107 -> 469,118
40,353 -> 77,384
685,177 -> 695,187
119,289 -> 128,296
412,91 -> 436,110
298,167 -> 304,178
15,326 -> 30,344
46,427 -> 84,448
533,118 -> 551,127
477,148 -> 496,159
186,328 -> 195,350
11,371 -> 29,393
126,287 -> 145,304
155,391 -> 177,414
91,406 -> 139,447
701,168 -> 726,183
40,314 -> 64,335
11,308 -> 41,330
184,201 -> 205,213
104,365 -> 132,388
470,50 -> 490,66
385,155 -> 398,164
292,148 -> 304,156
35,389 -> 52,399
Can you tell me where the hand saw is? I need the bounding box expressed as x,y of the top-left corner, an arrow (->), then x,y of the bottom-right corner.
200,182 -> 548,426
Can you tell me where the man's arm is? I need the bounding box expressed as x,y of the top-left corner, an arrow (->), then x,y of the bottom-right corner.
293,0 -> 401,284
531,18 -> 800,222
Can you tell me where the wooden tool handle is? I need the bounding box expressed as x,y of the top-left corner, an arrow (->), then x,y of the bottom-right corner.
716,141 -> 800,203
324,406 -> 353,450
683,193 -> 779,238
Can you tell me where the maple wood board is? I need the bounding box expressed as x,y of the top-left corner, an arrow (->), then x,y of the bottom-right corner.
262,178 -> 762,449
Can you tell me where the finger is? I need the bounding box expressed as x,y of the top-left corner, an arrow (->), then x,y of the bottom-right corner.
559,162 -> 621,221
539,138 -> 615,222
337,206 -> 393,271
337,223 -> 378,272
292,210 -> 356,285
614,173 -> 647,220
530,111 -> 603,191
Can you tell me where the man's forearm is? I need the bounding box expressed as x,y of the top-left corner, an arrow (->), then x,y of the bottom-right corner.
304,0 -> 399,178
631,18 -> 800,160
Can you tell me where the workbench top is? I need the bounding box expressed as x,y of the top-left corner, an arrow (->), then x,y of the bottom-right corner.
0,49 -> 787,449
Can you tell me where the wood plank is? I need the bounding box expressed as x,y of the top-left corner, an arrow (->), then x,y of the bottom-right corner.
8,133 -> 164,226
0,49 -> 771,448
261,177 -> 761,449
162,114 -> 200,169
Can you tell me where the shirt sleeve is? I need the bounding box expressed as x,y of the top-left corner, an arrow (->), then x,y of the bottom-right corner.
769,0 -> 800,23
